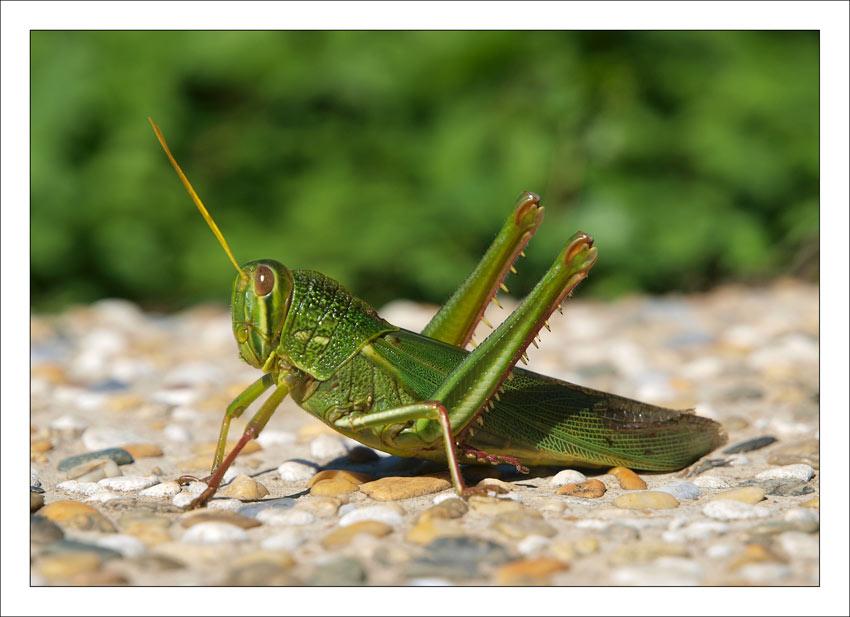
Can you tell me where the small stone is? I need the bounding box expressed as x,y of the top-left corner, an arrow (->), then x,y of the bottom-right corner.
656,482 -> 700,501
172,492 -> 196,508
181,510 -> 261,529
703,500 -> 770,520
31,515 -> 64,544
262,529 -> 305,552
39,501 -> 116,532
310,477 -> 360,497
64,459 -> 122,482
56,480 -> 102,497
418,498 -> 468,522
218,474 -> 269,501
778,531 -> 818,560
467,495 -> 523,515
121,443 -> 164,458
123,520 -> 173,546
784,507 -> 819,530
692,476 -> 732,489
31,491 -> 45,512
139,481 -> 182,498
181,521 -> 249,544
737,563 -> 792,583
322,520 -> 393,548
347,445 -> 380,463
662,521 -> 729,542
359,476 -> 451,501
311,557 -> 367,586
495,557 -> 568,584
710,487 -> 765,504
755,464 -> 814,483
767,439 -> 819,468
339,504 -> 405,527
98,475 -> 159,492
477,477 -> 514,492
309,434 -> 348,460
89,534 -> 147,558
407,536 -> 512,579
517,535 -> 551,556
40,538 -> 122,560
492,510 -> 557,539
549,469 -> 587,487
574,536 -> 601,556
405,518 -> 464,545
557,479 -> 607,499
614,491 -> 679,510
608,467 -> 647,490
801,496 -> 819,509
298,496 -> 341,518
728,543 -> 786,570
86,489 -> 125,504
206,498 -> 244,511
238,497 -> 297,518
226,562 -> 298,586
308,469 -> 372,487
610,541 -> 689,565
723,435 -> 777,454
31,438 -> 54,453
277,461 -> 316,483
36,553 -> 102,580
757,478 -> 815,496
57,448 -> 134,471
258,508 -> 316,526
255,429 -> 296,448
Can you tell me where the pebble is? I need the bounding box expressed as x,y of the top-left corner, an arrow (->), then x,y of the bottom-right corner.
56,480 -> 102,497
310,477 -> 360,497
767,439 -> 819,468
218,474 -> 269,500
98,475 -> 160,492
407,537 -> 512,579
467,495 -> 523,515
308,469 -> 372,487
31,515 -> 65,544
662,521 -> 729,542
89,534 -> 147,558
406,518 -> 464,545
418,498 -> 468,522
801,496 -> 819,509
181,522 -> 249,544
139,481 -> 182,498
172,492 -> 196,508
757,479 -> 814,496
518,535 -> 553,556
557,479 -> 607,498
736,563 -> 792,583
778,531 -> 819,560
255,429 -> 297,448
614,491 -> 679,510
339,504 -> 405,528
610,541 -> 689,565
39,500 -> 117,532
41,538 -> 122,561
728,543 -> 786,570
608,467 -> 647,489
703,500 -> 770,520
206,498 -> 244,512
261,529 -> 305,552
692,476 -> 732,489
57,448 -> 134,471
755,464 -> 814,483
710,487 -> 765,504
181,510 -> 261,529
277,461 -> 317,483
492,510 -> 557,539
655,482 -> 700,500
784,507 -> 819,528
65,459 -> 122,482
495,558 -> 568,584
36,553 -> 102,580
31,491 -> 45,512
309,434 -> 348,460
238,497 -> 297,518
311,557 -> 367,586
549,469 -> 587,487
258,508 -> 316,526
226,561 -> 298,586
31,438 -> 54,453
50,414 -> 88,435
85,489 -> 124,503
322,520 -> 393,548
298,496 -> 341,518
359,476 -> 451,501
723,435 -> 777,454
121,443 -> 164,458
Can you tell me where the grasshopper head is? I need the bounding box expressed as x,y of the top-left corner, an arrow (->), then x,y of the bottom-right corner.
231,260 -> 293,368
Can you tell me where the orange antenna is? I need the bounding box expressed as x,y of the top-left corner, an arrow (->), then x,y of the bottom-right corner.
148,117 -> 246,280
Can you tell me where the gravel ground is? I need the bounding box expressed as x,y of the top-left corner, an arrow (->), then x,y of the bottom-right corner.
30,279 -> 819,586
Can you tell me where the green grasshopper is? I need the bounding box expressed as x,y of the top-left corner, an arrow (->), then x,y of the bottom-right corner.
149,119 -> 726,509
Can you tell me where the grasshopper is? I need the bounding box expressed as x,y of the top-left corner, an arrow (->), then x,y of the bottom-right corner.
149,118 -> 726,509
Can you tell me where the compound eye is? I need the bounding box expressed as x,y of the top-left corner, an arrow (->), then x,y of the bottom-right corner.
254,265 -> 274,296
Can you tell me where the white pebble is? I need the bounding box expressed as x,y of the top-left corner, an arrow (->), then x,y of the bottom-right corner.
172,492 -> 196,508
277,461 -> 316,483
206,499 -> 244,512
98,476 -> 159,492
549,469 -> 587,487
432,491 -> 458,505
139,481 -> 182,498
82,427 -> 144,451
309,434 -> 348,460
163,424 -> 193,443
784,507 -> 819,526
258,430 -> 297,447
56,480 -> 101,496
50,415 -> 88,432
261,529 -> 305,551
737,563 -> 791,583
706,543 -> 735,559
257,508 -> 316,526
778,531 -> 819,559
755,464 -> 814,483
517,535 -> 550,555
655,482 -> 700,500
338,505 -> 404,527
692,476 -> 731,489
184,481 -> 208,496
702,500 -> 770,520
85,489 -> 123,503
662,521 -> 729,543
181,522 -> 249,544
90,534 -> 146,557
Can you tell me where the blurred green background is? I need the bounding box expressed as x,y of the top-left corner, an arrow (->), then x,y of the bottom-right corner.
31,31 -> 818,312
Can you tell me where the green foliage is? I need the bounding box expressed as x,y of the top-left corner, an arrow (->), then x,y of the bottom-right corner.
31,31 -> 818,311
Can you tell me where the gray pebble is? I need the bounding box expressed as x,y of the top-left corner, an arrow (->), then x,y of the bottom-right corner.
407,537 -> 512,579
31,515 -> 64,545
238,497 -> 297,518
756,479 -> 814,496
723,435 -> 777,454
655,481 -> 701,500
311,557 -> 367,586
57,448 -> 134,472
41,539 -> 122,560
